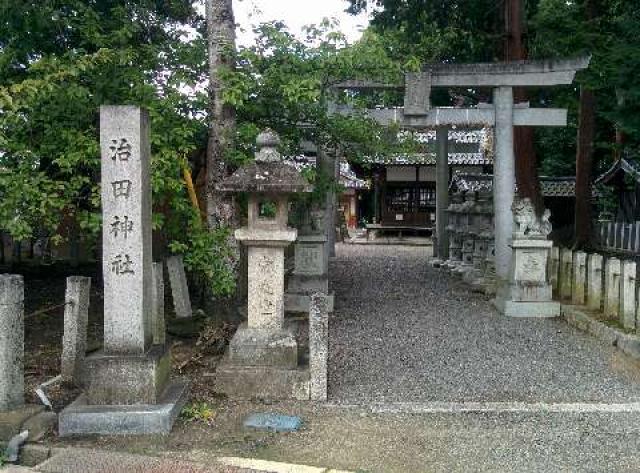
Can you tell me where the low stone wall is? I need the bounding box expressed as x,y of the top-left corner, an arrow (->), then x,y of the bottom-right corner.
551,246 -> 640,332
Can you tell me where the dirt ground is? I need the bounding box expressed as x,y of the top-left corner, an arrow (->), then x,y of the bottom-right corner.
18,263 -> 239,414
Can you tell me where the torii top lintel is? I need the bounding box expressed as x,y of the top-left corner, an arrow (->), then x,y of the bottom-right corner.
333,56 -> 591,90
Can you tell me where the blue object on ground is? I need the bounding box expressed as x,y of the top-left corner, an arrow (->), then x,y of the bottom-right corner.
243,413 -> 302,432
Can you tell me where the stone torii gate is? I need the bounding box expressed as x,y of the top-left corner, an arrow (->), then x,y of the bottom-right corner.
333,56 -> 589,314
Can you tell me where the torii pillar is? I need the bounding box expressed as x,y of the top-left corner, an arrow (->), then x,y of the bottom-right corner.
493,87 -> 515,282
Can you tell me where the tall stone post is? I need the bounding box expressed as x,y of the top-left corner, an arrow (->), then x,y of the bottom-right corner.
309,292 -> 329,401
59,106 -> 187,436
61,276 -> 91,385
100,106 -> 153,355
318,150 -> 337,258
586,253 -> 603,311
166,254 -> 192,319
151,262 -> 166,346
0,275 -> 24,411
559,248 -> 573,301
493,87 -> 515,283
620,260 -> 637,330
435,126 -> 450,259
571,251 -> 587,306
549,246 -> 560,296
604,257 -> 621,320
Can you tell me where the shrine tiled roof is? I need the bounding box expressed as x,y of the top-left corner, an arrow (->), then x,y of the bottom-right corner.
450,172 -> 580,197
339,161 -> 369,190
362,152 -> 491,166
595,157 -> 640,185
283,156 -> 369,190
400,129 -> 487,144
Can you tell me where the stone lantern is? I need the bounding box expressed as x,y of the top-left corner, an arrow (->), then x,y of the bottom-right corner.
454,190 -> 476,275
215,130 -> 313,399
444,192 -> 464,269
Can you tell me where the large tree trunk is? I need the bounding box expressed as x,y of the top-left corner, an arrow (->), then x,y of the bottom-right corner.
205,0 -> 236,229
504,0 -> 543,213
573,87 -> 596,248
573,0 -> 599,248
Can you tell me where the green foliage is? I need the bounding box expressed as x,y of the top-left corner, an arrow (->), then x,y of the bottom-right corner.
227,21 -> 410,164
0,1 -> 236,296
348,0 -> 640,176
180,400 -> 217,425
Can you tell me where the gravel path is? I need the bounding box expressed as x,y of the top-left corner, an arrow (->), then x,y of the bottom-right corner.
328,244 -> 640,404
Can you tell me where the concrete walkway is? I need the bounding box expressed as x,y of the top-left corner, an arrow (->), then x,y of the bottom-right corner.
328,244 -> 640,404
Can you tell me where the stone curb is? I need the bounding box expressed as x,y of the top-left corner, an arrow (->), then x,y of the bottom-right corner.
217,456 -> 353,473
561,305 -> 640,361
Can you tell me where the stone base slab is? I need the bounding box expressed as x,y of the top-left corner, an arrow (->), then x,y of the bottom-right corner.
214,357 -> 309,400
494,298 -> 561,318
85,344 -> 171,405
0,405 -> 44,441
506,283 -> 553,302
228,324 -> 298,368
284,293 -> 335,313
58,379 -> 189,436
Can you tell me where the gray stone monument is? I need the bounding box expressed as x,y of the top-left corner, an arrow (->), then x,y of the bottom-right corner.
0,274 -> 47,440
309,292 -> 329,401
61,276 -> 91,386
152,262 -> 166,346
559,248 -> 573,301
59,106 -> 188,436
215,130 -> 313,400
549,246 -> 560,296
620,260 -> 636,330
285,233 -> 335,313
166,254 -> 193,319
0,275 -> 24,411
586,253 -> 603,311
495,198 -> 560,318
604,257 -> 621,320
571,251 -> 587,306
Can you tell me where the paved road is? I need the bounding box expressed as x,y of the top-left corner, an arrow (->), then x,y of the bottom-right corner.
328,244 -> 640,403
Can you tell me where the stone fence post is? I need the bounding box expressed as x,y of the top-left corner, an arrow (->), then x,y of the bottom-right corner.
620,260 -> 637,330
309,292 -> 329,401
152,262 -> 166,346
549,246 -> 560,296
61,276 -> 91,386
167,255 -> 192,319
571,251 -> 587,306
559,248 -> 573,300
604,257 -> 621,319
0,275 -> 24,411
587,253 -> 603,311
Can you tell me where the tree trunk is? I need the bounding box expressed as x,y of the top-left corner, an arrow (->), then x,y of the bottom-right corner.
574,88 -> 596,248
573,0 -> 599,248
205,0 -> 236,229
504,0 -> 543,213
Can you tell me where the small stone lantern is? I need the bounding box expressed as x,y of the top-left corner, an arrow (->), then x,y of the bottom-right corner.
216,130 -> 313,399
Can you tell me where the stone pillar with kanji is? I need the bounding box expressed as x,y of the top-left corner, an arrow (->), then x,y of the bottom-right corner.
59,106 -> 188,436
